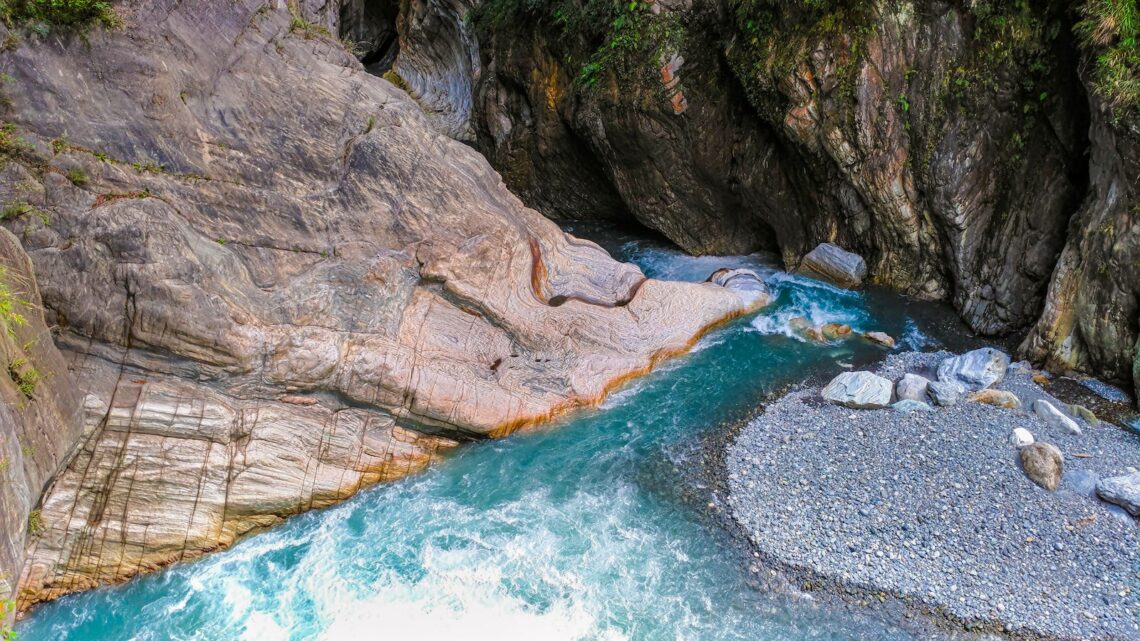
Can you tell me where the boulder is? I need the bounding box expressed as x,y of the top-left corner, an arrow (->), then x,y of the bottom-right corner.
706,268 -> 770,307
863,331 -> 896,348
892,399 -> 933,413
895,373 -> 931,402
1066,404 -> 1099,425
796,243 -> 868,288
927,381 -> 962,407
1096,473 -> 1140,516
968,389 -> 1022,409
1033,400 -> 1082,435
1009,428 -> 1034,448
936,348 -> 1010,391
1020,442 -> 1064,491
821,323 -> 853,341
821,372 -> 893,409
788,317 -> 826,343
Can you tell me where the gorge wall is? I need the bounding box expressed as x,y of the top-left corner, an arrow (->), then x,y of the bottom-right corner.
370,0 -> 1139,401
0,0 -> 766,611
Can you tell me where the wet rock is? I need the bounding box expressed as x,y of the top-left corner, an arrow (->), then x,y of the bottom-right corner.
1020,443 -> 1064,491
969,389 -> 1022,410
1033,400 -> 1082,435
821,323 -> 853,341
937,348 -> 1010,391
895,373 -> 930,402
788,317 -> 826,343
927,381 -> 962,407
796,243 -> 868,288
821,372 -> 892,409
706,268 -> 770,307
863,331 -> 896,348
1010,428 -> 1035,448
1096,473 -> 1140,516
892,399 -> 933,413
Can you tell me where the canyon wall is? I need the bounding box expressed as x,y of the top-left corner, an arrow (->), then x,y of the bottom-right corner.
373,0 -> 1138,401
0,0 -> 763,609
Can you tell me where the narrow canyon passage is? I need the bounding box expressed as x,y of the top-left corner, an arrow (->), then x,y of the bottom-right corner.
19,227 -> 980,641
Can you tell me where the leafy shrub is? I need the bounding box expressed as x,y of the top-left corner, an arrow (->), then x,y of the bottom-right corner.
1076,0 -> 1139,118
0,0 -> 120,30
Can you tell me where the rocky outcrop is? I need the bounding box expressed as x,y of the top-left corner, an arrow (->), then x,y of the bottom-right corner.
377,0 -> 1139,399
0,230 -> 82,612
0,0 -> 764,609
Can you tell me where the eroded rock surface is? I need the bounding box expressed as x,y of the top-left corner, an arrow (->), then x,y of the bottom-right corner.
0,0 -> 761,609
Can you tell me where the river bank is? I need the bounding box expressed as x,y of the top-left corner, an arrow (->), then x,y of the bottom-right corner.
724,351 -> 1139,640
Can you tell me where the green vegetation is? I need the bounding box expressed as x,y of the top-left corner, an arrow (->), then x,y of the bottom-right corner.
26,508 -> 43,535
1,598 -> 15,641
472,0 -> 685,90
0,0 -> 120,32
1,202 -> 48,225
1076,0 -> 1139,120
0,266 -> 28,339
287,1 -> 331,40
131,158 -> 164,174
8,357 -> 39,398
64,166 -> 88,185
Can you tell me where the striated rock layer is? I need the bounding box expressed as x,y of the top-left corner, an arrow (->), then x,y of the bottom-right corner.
377,0 -> 1138,400
0,0 -> 764,609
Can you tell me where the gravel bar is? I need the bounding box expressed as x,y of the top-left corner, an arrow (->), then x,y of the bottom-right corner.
725,351 -> 1139,640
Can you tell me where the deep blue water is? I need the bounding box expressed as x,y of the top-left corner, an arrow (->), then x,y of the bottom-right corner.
19,228 -> 974,641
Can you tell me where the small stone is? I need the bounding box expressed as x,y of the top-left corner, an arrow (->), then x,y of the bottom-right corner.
863,331 -> 896,348
1020,442 -> 1064,491
896,373 -> 931,403
1095,472 -> 1140,516
821,371 -> 893,409
927,381 -> 961,407
1033,400 -> 1082,435
1032,374 -> 1051,386
892,399 -> 933,413
797,243 -> 867,288
1009,428 -> 1034,448
1066,404 -> 1100,426
969,389 -> 1022,410
937,348 -> 1010,391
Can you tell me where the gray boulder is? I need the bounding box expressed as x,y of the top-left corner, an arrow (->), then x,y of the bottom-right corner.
1020,442 -> 1064,491
895,373 -> 931,402
1096,473 -> 1140,516
1033,400 -> 1082,435
892,399 -> 933,413
797,243 -> 868,288
937,348 -> 1010,390
706,268 -> 770,307
821,372 -> 893,409
927,381 -> 962,407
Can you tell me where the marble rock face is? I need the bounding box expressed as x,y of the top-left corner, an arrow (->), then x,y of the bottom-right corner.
0,1 -> 764,609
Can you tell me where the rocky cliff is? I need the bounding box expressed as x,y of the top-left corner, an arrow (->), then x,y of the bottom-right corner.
374,0 -> 1139,401
0,0 -> 765,609
0,228 -> 82,620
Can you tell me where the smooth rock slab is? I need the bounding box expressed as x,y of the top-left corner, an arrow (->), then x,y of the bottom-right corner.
937,348 -> 1010,391
706,268 -> 770,307
821,372 -> 892,409
796,243 -> 868,288
1021,442 -> 1064,491
1033,400 -> 1082,435
1096,473 -> 1140,516
895,373 -> 930,402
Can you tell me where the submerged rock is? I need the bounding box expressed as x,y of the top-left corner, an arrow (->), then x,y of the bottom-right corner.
895,373 -> 931,402
1096,473 -> 1140,516
969,389 -> 1022,410
937,348 -> 1010,391
821,322 -> 853,341
1021,442 -> 1064,491
796,243 -> 868,288
1033,400 -> 1082,435
821,372 -> 892,409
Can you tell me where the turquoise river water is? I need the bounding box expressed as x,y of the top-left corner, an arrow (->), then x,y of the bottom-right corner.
19,227 -> 978,641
